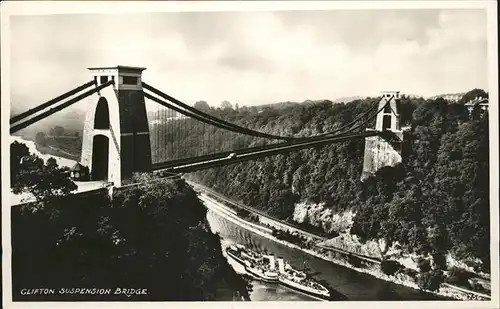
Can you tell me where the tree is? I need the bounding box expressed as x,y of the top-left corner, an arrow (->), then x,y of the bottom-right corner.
380,260 -> 403,276
221,101 -> 233,110
12,153 -> 77,212
460,88 -> 488,104
417,258 -> 431,273
194,101 -> 211,112
445,267 -> 474,287
10,141 -> 30,183
185,92 -> 489,277
46,157 -> 58,169
432,252 -> 447,270
417,270 -> 444,291
35,132 -> 47,146
54,126 -> 65,136
12,174 -> 249,301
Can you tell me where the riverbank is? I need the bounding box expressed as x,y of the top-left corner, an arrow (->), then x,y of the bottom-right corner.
196,187 -> 487,301
11,135 -> 76,168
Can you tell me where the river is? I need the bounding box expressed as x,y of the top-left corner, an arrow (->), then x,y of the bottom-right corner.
10,136 -> 107,205
11,136 -> 76,168
206,208 -> 445,301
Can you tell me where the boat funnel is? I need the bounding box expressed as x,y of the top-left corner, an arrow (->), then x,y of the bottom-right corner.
277,257 -> 285,274
268,255 -> 276,271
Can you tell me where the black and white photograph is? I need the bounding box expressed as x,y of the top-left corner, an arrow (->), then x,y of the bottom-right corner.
1,1 -> 498,308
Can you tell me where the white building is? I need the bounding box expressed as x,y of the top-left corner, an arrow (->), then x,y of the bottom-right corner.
465,97 -> 489,118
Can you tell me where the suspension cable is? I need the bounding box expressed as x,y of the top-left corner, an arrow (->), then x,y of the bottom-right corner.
145,89 -> 387,145
326,96 -> 393,137
10,80 -> 96,125
10,80 -> 114,134
143,83 -> 299,141
152,99 -> 391,170
311,97 -> 383,137
143,82 -> 385,142
144,92 -> 294,141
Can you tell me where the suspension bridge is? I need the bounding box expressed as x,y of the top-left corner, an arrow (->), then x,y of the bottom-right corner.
10,65 -> 405,190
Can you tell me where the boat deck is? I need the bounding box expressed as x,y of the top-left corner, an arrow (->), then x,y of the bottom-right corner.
226,244 -> 332,300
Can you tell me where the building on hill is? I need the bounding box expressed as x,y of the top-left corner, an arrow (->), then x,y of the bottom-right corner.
428,93 -> 464,102
465,97 -> 489,118
70,162 -> 89,181
442,94 -> 463,102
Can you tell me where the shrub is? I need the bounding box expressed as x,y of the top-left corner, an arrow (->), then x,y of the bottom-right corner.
380,260 -> 403,276
402,267 -> 419,279
237,209 -> 251,217
248,213 -> 259,223
469,280 -> 486,292
432,252 -> 447,270
417,270 -> 444,291
445,267 -> 475,288
417,258 -> 432,273
463,259 -> 484,273
348,255 -> 363,268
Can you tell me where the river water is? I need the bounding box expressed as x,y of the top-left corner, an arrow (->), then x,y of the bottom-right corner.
206,209 -> 444,301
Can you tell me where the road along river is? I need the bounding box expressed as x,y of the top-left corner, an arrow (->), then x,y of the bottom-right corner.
201,194 -> 445,301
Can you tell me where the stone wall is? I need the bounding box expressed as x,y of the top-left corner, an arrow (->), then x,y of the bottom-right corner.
361,133 -> 403,180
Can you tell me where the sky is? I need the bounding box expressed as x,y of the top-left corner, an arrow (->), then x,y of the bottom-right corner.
10,9 -> 488,112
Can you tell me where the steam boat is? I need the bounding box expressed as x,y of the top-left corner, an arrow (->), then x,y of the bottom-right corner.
225,244 -> 331,300
226,244 -> 279,283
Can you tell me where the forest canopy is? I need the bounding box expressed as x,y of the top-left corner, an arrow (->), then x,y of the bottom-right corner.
10,150 -> 248,300
182,89 -> 489,271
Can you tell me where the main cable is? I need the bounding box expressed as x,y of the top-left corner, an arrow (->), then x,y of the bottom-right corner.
10,80 -> 96,125
143,82 -> 384,142
144,83 -> 300,141
10,80 -> 114,134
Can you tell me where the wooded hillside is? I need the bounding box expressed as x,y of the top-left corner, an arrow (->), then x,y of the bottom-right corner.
185,89 -> 490,272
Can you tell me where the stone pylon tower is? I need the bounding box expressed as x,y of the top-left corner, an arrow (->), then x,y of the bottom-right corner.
80,66 -> 152,187
361,91 -> 404,181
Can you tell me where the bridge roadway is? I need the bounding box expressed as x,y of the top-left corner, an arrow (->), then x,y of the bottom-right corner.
157,131 -> 380,174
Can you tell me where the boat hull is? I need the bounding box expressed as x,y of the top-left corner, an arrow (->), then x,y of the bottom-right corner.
278,277 -> 331,301
226,249 -> 278,283
226,246 -> 330,301
226,249 -> 247,267
224,252 -> 247,275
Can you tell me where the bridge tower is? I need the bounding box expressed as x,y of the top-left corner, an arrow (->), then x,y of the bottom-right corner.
81,66 -> 152,187
361,91 -> 404,181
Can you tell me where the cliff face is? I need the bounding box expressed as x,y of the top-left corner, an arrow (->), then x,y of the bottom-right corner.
292,202 -> 354,234
291,202 -> 383,257
291,201 -> 489,284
